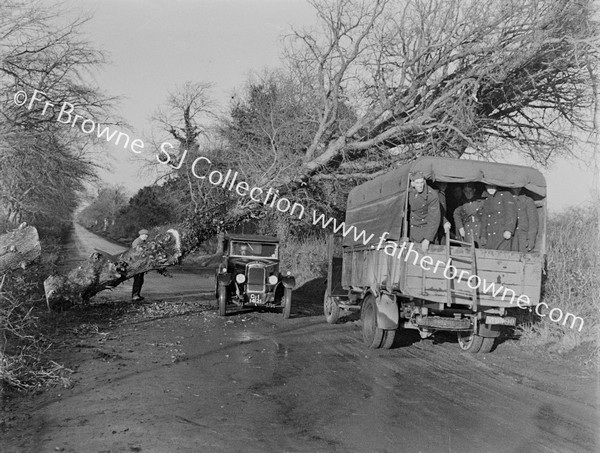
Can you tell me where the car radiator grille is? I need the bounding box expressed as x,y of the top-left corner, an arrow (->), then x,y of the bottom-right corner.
247,266 -> 265,292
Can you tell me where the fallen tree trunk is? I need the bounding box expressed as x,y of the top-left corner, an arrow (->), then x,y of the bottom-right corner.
44,229 -> 182,308
0,223 -> 41,273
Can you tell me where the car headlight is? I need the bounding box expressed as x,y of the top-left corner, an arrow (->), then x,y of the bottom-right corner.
268,275 -> 278,285
236,274 -> 246,284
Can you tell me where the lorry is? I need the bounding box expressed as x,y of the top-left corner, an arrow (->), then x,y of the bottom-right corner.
323,157 -> 546,353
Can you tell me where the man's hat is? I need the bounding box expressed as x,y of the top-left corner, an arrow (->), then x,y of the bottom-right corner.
138,229 -> 149,235
412,171 -> 426,181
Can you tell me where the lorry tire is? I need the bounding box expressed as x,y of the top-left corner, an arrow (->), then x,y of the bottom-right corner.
282,288 -> 292,319
323,293 -> 341,324
478,337 -> 495,353
218,285 -> 227,316
457,331 -> 484,353
361,295 -> 385,348
381,330 -> 396,349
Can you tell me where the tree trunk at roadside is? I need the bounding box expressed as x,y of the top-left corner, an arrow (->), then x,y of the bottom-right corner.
0,223 -> 41,273
43,229 -> 182,309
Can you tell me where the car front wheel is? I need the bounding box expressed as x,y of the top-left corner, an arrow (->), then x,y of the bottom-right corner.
282,288 -> 292,319
218,285 -> 228,316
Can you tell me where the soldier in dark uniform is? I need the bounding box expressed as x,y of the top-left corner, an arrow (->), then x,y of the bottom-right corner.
453,183 -> 484,246
480,185 -> 517,251
408,172 -> 441,252
510,187 -> 539,252
434,182 -> 452,244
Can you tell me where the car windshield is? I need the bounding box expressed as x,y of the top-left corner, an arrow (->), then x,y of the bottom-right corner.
230,241 -> 278,258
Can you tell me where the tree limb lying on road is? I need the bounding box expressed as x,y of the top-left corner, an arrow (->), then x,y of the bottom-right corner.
43,229 -> 182,308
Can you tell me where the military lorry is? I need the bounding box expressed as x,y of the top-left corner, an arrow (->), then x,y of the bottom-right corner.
323,157 -> 546,353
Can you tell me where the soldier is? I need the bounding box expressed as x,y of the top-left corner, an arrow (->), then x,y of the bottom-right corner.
408,172 -> 441,252
510,187 -> 539,252
480,184 -> 517,251
453,183 -> 484,246
131,229 -> 149,301
434,182 -> 452,243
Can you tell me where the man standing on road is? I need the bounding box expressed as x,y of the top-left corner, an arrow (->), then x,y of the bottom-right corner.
480,185 -> 517,251
408,172 -> 441,252
131,229 -> 149,301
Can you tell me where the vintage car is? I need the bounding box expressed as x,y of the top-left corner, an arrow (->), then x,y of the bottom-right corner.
215,234 -> 295,317
324,156 -> 546,353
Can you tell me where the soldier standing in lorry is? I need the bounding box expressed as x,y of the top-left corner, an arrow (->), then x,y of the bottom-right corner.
480,185 -> 517,251
510,187 -> 539,252
434,182 -> 452,244
453,183 -> 484,246
408,172 -> 441,252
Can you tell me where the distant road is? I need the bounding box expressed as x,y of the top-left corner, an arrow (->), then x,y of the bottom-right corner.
59,223 -> 215,302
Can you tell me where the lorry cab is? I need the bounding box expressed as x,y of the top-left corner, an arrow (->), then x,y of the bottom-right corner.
324,157 -> 546,353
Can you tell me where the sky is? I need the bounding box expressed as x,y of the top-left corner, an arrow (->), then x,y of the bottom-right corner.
59,0 -> 598,213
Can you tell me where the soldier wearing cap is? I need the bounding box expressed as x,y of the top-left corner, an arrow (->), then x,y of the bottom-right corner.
510,187 -> 538,252
408,172 -> 441,252
453,183 -> 484,245
131,229 -> 149,301
480,185 -> 517,251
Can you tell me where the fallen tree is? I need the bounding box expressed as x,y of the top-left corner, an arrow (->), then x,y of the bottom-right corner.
0,223 -> 41,273
43,229 -> 182,308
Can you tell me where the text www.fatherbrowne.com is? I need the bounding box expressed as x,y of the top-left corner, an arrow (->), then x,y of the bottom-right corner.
13,88 -> 585,331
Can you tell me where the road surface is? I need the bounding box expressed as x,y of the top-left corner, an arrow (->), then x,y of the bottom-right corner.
3,226 -> 598,453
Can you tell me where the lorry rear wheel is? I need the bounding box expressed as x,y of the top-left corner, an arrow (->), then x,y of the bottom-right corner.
457,331 -> 484,353
282,288 -> 292,319
478,336 -> 495,353
361,295 -> 384,348
323,293 -> 341,324
381,329 -> 396,349
218,286 -> 227,316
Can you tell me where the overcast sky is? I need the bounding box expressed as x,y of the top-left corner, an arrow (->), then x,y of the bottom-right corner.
60,0 -> 597,212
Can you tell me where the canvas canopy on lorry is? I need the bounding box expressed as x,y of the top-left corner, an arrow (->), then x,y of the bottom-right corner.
343,157 -> 546,247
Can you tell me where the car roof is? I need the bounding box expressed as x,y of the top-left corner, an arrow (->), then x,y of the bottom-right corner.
226,234 -> 279,243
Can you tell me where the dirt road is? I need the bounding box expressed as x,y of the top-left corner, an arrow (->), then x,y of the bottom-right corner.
2,226 -> 598,452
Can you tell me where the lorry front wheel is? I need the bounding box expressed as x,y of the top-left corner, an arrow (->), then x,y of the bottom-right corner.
323,293 -> 341,324
361,295 -> 385,348
218,286 -> 227,316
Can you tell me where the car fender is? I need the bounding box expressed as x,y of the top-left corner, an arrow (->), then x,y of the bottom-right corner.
281,275 -> 295,289
217,272 -> 232,287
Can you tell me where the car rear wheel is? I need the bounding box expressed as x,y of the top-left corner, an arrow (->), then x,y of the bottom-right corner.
323,293 -> 341,324
361,295 -> 385,348
218,285 -> 227,316
282,288 -> 292,319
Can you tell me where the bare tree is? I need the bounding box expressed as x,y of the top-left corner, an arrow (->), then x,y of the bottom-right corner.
0,1 -> 116,229
149,81 -> 227,216
278,0 -> 598,183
